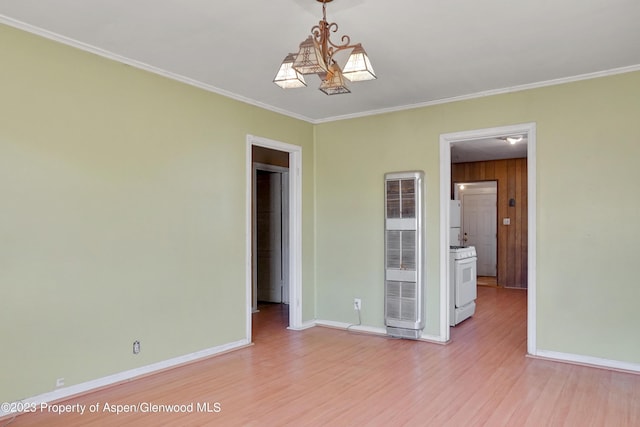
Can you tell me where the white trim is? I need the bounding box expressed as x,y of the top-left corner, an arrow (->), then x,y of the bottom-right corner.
315,320 -> 446,344
439,142 -> 452,343
2,15 -> 638,125
532,350 -> 640,374
314,319 -> 348,329
287,320 -> 316,331
313,65 -> 640,123
246,135 -> 303,341
315,320 -> 387,336
526,127 -> 537,355
439,123 -> 537,352
253,163 -> 290,174
0,339 -> 249,418
420,332 -> 448,344
314,319 -> 350,329
0,16 -> 315,124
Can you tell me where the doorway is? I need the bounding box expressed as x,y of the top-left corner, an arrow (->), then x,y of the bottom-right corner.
245,135 -> 303,343
439,123 -> 537,355
455,181 -> 498,278
254,166 -> 289,308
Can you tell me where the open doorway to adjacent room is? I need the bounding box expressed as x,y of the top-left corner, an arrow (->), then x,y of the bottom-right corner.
440,123 -> 537,354
246,135 -> 303,343
451,139 -> 529,289
252,146 -> 290,337
453,181 -> 498,285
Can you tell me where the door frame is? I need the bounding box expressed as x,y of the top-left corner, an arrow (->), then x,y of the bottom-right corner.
439,123 -> 537,355
252,163 -> 290,309
246,135 -> 303,341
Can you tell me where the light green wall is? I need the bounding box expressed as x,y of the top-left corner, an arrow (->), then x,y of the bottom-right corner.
314,112 -> 443,335
314,71 -> 640,362
3,20 -> 640,405
0,24 -> 314,402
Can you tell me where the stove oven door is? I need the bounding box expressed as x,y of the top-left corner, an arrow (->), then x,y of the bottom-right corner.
454,257 -> 477,307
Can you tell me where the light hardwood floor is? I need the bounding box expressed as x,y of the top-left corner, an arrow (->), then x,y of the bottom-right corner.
6,287 -> 640,426
477,276 -> 498,287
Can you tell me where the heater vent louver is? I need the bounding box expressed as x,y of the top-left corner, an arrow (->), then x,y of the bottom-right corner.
384,172 -> 425,339
385,281 -> 418,321
385,230 -> 416,270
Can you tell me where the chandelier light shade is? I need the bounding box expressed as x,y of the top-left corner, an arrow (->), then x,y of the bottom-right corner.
293,36 -> 328,75
342,44 -> 376,82
274,0 -> 376,95
319,63 -> 350,95
273,53 -> 307,88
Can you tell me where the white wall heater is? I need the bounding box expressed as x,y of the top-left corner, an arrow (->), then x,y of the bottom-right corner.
384,171 -> 425,339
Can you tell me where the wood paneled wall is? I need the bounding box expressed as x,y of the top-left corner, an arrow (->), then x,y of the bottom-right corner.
452,158 -> 528,288
252,146 -> 289,168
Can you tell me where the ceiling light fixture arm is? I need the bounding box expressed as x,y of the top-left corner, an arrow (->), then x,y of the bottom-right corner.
311,0 -> 357,66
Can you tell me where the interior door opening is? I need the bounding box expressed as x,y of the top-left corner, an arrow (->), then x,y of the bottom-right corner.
246,135 -> 303,343
454,181 -> 498,282
251,145 -> 290,336
439,123 -> 536,353
255,169 -> 288,306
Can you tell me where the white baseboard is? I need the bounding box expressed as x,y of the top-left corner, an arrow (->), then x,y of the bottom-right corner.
0,339 -> 250,418
420,332 -> 449,344
314,319 -> 347,329
287,320 -> 316,331
315,319 -> 386,335
531,349 -> 640,374
315,319 -> 450,343
315,319 -> 446,339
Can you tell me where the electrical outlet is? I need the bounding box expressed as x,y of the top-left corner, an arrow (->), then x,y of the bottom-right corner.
353,298 -> 362,311
56,378 -> 64,388
133,340 -> 141,355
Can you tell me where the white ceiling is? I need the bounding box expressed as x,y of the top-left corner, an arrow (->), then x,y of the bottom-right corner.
1,0 -> 639,125
451,136 -> 528,163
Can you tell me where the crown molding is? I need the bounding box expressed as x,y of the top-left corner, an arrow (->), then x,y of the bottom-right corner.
2,15 -> 639,125
0,15 -> 315,124
314,64 -> 640,123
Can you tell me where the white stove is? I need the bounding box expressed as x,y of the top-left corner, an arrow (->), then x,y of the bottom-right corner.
450,245 -> 477,260
449,245 -> 477,326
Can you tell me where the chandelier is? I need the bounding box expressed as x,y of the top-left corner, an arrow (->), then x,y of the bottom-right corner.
273,0 -> 376,95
